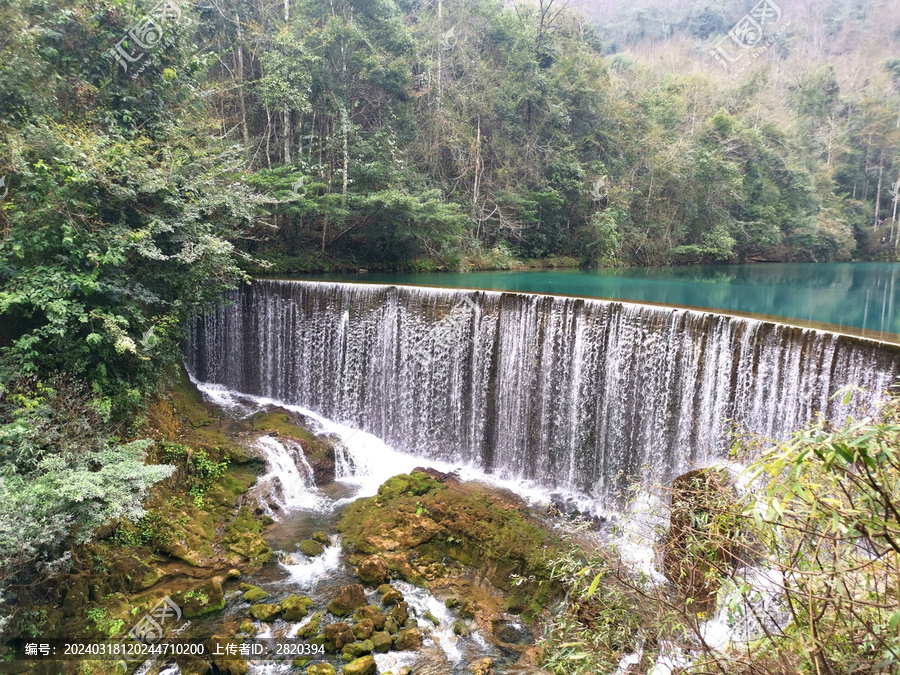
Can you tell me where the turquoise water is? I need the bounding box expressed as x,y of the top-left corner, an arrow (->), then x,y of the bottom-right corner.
295,262 -> 900,340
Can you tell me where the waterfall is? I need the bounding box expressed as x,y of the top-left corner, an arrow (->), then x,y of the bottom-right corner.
186,280 -> 900,506
252,435 -> 324,514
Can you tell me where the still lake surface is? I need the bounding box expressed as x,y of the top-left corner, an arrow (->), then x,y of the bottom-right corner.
298,262 -> 900,341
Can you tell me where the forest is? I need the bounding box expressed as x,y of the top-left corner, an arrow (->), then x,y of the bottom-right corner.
1,0 -> 900,671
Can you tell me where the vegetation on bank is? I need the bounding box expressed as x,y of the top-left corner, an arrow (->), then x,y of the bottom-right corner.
538,390 -> 900,674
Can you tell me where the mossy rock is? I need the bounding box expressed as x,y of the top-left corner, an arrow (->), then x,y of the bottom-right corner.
352,618 -> 374,640
300,539 -> 325,557
376,472 -> 445,502
305,665 -> 336,675
312,531 -> 331,545
326,584 -> 366,616
250,410 -> 316,442
249,603 -> 280,621
352,606 -> 386,631
175,578 -> 226,619
223,507 -> 273,565
371,630 -> 392,653
422,610 -> 440,626
281,594 -> 314,621
392,628 -> 423,651
452,620 -> 470,636
237,619 -> 256,636
445,597 -> 460,609
342,639 -> 374,659
240,584 -> 269,603
342,655 -> 377,675
323,622 -> 355,651
138,567 -> 165,590
297,611 -> 323,639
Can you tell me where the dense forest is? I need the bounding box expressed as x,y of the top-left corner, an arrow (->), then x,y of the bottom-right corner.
1,0 -> 900,665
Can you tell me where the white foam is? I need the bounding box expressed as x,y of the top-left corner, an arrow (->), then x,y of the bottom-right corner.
280,542 -> 344,588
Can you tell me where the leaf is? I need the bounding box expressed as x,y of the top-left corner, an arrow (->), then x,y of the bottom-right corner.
587,572 -> 602,597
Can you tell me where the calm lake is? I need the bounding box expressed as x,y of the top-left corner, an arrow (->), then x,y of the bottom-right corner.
297,262 -> 900,341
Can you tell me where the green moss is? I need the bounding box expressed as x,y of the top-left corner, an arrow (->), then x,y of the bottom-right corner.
250,411 -> 316,443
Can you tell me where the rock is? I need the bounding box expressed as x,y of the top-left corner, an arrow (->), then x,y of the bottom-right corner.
312,531 -> 331,545
352,618 -> 374,640
237,619 -> 256,636
342,639 -> 374,658
249,603 -> 280,622
371,630 -> 392,653
384,616 -> 400,634
240,584 -> 269,603
306,665 -> 336,675
422,610 -> 440,626
207,636 -> 249,675
388,601 -> 409,625
323,622 -> 355,651
357,555 -> 391,585
281,594 -> 314,621
179,578 -> 226,619
297,611 -> 323,638
393,628 -> 423,651
452,620 -> 470,636
445,597 -> 461,609
327,584 -> 367,616
138,567 -> 164,589
300,539 -> 325,557
227,568 -> 242,579
382,588 -> 404,606
412,466 -> 459,485
342,655 -> 377,675
470,657 -> 494,675
403,618 -> 417,629
352,605 -> 386,631
175,656 -> 210,675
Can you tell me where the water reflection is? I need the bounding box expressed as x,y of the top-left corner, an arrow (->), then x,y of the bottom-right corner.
298,263 -> 900,339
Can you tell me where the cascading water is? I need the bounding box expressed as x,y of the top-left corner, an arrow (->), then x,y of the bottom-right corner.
186,280 -> 900,507
252,436 -> 324,514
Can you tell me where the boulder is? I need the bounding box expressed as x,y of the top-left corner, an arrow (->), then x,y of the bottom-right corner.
382,587 -> 404,606
327,584 -> 367,616
240,584 -> 269,603
352,618 -> 374,640
281,594 -> 314,621
371,630 -> 392,653
179,578 -> 225,619
387,601 -> 409,625
353,605 -> 386,631
393,628 -> 423,651
311,531 -> 331,545
248,603 -> 280,622
323,622 -> 355,651
470,657 -> 494,675
306,665 -> 335,675
300,539 -> 325,557
342,655 -> 377,675
357,555 -> 391,585
297,611 -> 323,639
341,639 -> 374,659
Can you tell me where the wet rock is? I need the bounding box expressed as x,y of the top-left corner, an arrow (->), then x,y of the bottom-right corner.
227,568 -> 242,579
371,630 -> 392,653
177,578 -> 225,619
357,554 -> 391,585
453,620 -> 470,636
352,605 -> 386,631
342,655 -> 377,675
305,664 -> 335,675
281,594 -> 314,621
138,567 -> 164,589
237,619 -> 256,636
470,657 -> 495,675
249,603 -> 280,621
393,627 -> 423,651
300,539 -> 325,557
387,601 -> 409,625
403,618 -> 418,629
327,583 -> 367,616
384,616 -> 400,635
422,610 -> 440,626
323,622 -> 355,651
207,636 -> 249,675
240,583 -> 269,602
412,466 -> 459,485
297,611 -> 323,638
381,587 -> 404,606
352,618 -> 374,640
175,656 -> 211,675
494,619 -> 533,644
445,597 -> 461,609
312,531 -> 331,545
341,639 -> 374,659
